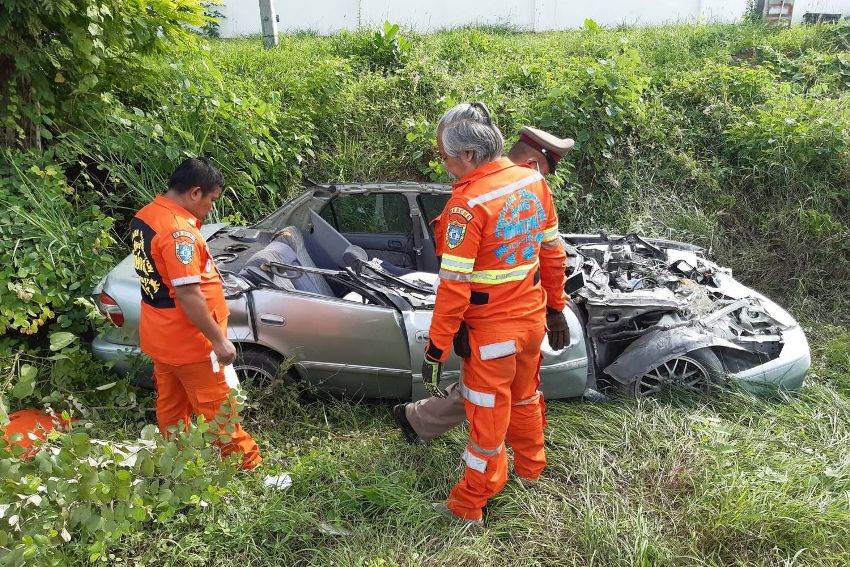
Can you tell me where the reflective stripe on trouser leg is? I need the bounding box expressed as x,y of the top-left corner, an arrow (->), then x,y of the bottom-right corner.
506,332 -> 547,481
447,329 -> 518,521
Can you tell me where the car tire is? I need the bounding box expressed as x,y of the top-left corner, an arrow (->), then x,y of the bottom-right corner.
234,348 -> 293,389
624,348 -> 725,397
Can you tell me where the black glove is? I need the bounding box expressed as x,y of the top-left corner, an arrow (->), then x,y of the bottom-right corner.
546,306 -> 569,351
453,321 -> 471,359
421,354 -> 445,398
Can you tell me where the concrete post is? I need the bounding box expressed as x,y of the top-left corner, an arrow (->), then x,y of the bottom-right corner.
258,0 -> 278,48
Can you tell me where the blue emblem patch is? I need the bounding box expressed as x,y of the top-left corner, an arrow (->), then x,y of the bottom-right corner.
446,222 -> 467,249
176,242 -> 195,265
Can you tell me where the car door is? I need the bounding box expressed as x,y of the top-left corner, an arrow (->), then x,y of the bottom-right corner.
249,287 -> 413,399
318,192 -> 416,270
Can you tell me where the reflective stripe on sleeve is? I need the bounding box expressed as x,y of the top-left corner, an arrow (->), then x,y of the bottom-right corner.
439,254 -> 475,274
541,226 -> 560,242
439,270 -> 472,282
469,261 -> 538,284
541,239 -> 564,250
462,448 -> 488,473
171,275 -> 201,286
459,383 -> 496,407
513,391 -> 541,406
466,173 -> 544,208
479,339 -> 517,361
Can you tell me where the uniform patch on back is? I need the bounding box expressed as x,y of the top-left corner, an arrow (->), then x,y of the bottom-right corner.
446,222 -> 467,249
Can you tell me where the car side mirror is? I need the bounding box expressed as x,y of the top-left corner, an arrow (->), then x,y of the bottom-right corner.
343,245 -> 369,275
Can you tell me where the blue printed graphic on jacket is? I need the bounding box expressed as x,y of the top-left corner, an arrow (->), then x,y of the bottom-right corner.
494,190 -> 546,265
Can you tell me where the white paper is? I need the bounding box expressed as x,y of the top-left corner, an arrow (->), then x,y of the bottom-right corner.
224,364 -> 240,389
263,474 -> 292,491
210,350 -> 220,373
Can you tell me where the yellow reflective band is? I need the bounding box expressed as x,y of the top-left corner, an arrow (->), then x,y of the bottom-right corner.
469,262 -> 538,284
541,226 -> 560,242
440,255 -> 475,273
442,253 -> 475,265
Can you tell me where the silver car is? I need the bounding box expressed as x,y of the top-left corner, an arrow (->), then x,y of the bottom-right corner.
92,182 -> 810,398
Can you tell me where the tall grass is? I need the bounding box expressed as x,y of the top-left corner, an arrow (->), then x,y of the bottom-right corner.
99,326 -> 849,566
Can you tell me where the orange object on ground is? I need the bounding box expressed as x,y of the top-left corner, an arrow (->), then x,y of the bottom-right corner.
154,360 -> 261,470
426,157 -> 568,521
130,195 -> 229,366
2,410 -> 74,457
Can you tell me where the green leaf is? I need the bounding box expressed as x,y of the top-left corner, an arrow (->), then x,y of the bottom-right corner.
49,331 -> 77,351
584,18 -> 600,31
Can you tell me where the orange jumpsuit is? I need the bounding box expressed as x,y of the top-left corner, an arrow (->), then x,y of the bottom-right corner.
131,196 -> 260,470
426,158 -> 567,520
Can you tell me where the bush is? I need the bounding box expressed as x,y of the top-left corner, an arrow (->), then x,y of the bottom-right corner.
0,151 -> 114,336
723,95 -> 850,186
535,47 -> 650,181
332,22 -> 414,73
0,418 -> 239,565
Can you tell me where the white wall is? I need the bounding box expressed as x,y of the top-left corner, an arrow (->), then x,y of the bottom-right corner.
276,0 -> 358,34
361,0 -> 536,32
791,0 -> 850,22
217,0 -> 764,38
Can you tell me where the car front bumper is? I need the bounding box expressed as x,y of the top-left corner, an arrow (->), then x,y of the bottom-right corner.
731,325 -> 811,394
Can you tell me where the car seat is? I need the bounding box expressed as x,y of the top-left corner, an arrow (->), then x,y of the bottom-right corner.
239,227 -> 335,297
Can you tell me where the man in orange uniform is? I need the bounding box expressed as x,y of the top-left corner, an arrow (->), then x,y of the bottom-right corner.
130,157 -> 260,470
392,126 -> 579,445
423,103 -> 567,524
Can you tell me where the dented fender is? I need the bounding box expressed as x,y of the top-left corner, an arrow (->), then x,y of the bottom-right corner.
603,327 -> 745,385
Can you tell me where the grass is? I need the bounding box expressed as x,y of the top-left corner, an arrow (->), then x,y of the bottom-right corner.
88,323 -> 849,567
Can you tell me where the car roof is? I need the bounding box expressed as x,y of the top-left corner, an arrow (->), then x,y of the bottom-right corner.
308,181 -> 452,195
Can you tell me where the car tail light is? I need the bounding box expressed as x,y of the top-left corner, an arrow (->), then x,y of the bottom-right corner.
98,292 -> 125,327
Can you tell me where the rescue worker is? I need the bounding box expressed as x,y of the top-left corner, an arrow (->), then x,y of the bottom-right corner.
392,126 -> 606,446
130,157 -> 261,470
421,103 -> 568,524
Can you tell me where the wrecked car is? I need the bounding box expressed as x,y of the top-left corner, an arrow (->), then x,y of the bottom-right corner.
92,182 -> 810,398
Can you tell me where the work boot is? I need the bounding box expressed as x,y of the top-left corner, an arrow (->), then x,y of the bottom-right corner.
582,388 -> 610,403
391,403 -> 424,445
432,502 -> 484,529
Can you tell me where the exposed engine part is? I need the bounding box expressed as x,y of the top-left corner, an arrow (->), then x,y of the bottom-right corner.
570,235 -> 788,376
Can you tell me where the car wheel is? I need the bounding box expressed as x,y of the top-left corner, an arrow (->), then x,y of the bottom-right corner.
625,348 -> 724,397
234,349 -> 291,389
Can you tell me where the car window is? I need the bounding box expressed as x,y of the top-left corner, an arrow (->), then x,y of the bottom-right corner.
417,194 -> 450,225
253,191 -> 329,231
320,193 -> 412,233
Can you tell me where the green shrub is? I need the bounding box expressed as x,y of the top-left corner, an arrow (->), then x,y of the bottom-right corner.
535,47 -> 650,181
0,0 -> 208,149
0,417 -> 239,564
723,95 -> 850,186
54,58 -> 311,222
0,151 -> 114,336
333,22 -> 413,73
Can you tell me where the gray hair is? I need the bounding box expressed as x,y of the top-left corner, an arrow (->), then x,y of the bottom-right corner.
437,102 -> 504,165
